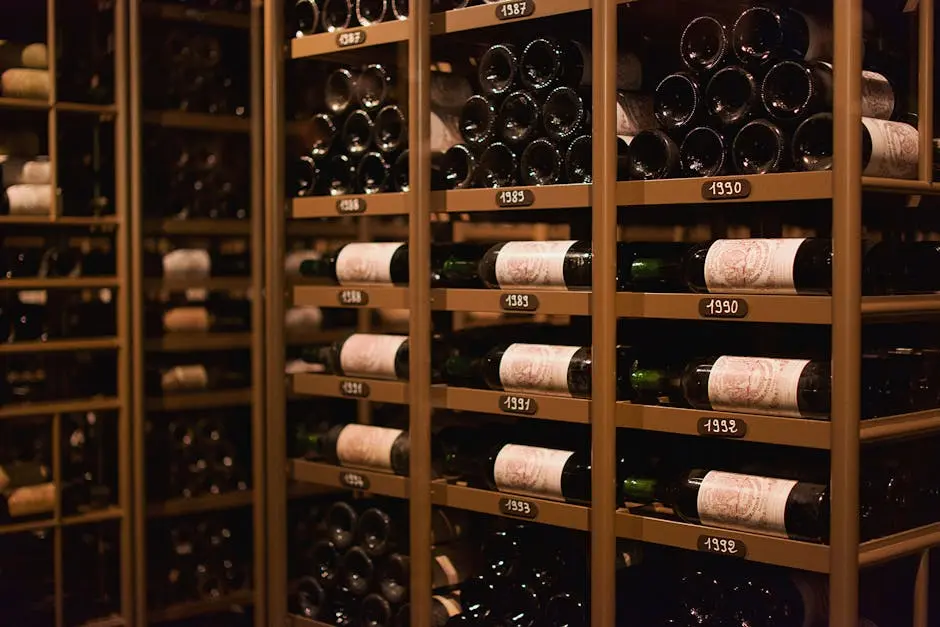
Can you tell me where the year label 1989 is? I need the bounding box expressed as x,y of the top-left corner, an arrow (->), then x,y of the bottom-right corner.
697,534 -> 747,557
697,417 -> 747,438
499,496 -> 539,519
340,471 -> 371,490
698,297 -> 749,319
336,29 -> 367,48
496,188 -> 535,207
495,0 -> 535,20
340,380 -> 370,398
338,289 -> 369,306
500,293 -> 539,312
701,178 -> 752,200
336,197 -> 367,214
499,394 -> 538,415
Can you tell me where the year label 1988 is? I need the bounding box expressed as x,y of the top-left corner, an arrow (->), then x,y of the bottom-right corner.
499,496 -> 539,519
500,293 -> 539,312
701,178 -> 752,200
496,188 -> 535,207
698,297 -> 749,319
336,29 -> 367,48
697,417 -> 747,438
499,394 -> 538,415
340,471 -> 371,490
340,380 -> 371,398
338,289 -> 369,306
336,197 -> 367,214
495,0 -> 535,20
697,534 -> 747,558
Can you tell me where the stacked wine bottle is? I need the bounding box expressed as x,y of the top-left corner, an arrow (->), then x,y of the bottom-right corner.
0,40 -> 49,101
0,132 -> 52,217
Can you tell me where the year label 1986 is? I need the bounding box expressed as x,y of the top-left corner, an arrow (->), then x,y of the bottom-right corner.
697,534 -> 747,557
496,188 -> 535,207
340,380 -> 371,398
340,471 -> 371,490
701,178 -> 752,200
499,496 -> 539,519
499,394 -> 538,415
336,29 -> 367,48
336,197 -> 367,214
500,293 -> 539,312
338,289 -> 369,306
495,0 -> 535,20
697,417 -> 747,438
698,297 -> 749,319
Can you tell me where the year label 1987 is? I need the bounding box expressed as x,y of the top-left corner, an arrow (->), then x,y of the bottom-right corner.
340,471 -> 371,490
496,188 -> 535,207
499,394 -> 538,415
697,417 -> 747,438
495,0 -> 535,20
698,297 -> 749,319
336,197 -> 367,214
336,29 -> 367,48
697,534 -> 747,558
500,293 -> 539,312
499,496 -> 539,519
338,289 -> 369,306
701,178 -> 752,200
340,380 -> 371,398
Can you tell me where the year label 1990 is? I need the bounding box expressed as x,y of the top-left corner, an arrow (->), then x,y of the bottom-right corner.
336,197 -> 367,214
495,0 -> 535,20
499,496 -> 539,519
340,380 -> 371,398
496,188 -> 535,207
340,471 -> 371,490
500,293 -> 539,312
698,297 -> 749,319
338,289 -> 369,306
697,534 -> 747,558
336,29 -> 367,48
499,394 -> 538,415
701,178 -> 752,200
696,417 -> 747,438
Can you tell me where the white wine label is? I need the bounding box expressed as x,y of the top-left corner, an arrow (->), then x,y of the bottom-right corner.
494,240 -> 577,290
0,157 -> 50,186
163,306 -> 210,332
285,306 -> 324,333
6,483 -> 55,518
797,11 -> 833,61
707,356 -> 810,417
862,118 -> 919,180
433,595 -> 462,617
703,238 -> 806,294
335,424 -> 403,471
5,183 -> 51,215
161,364 -> 209,392
339,333 -> 407,379
434,553 -> 460,587
163,249 -> 211,280
498,344 -> 581,397
493,444 -> 574,501
860,71 -> 895,120
17,290 -> 46,305
335,242 -> 404,286
1,68 -> 51,99
791,572 -> 829,627
431,111 -> 463,155
697,471 -> 798,537
284,250 -> 321,278
616,92 -> 657,137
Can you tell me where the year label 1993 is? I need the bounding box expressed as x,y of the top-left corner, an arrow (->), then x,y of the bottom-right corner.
696,417 -> 747,438
499,394 -> 538,415
701,179 -> 752,200
495,0 -> 535,20
338,289 -> 369,306
336,29 -> 367,48
698,297 -> 749,319
336,197 -> 367,214
500,293 -> 539,312
496,188 -> 535,207
499,496 -> 539,519
697,534 -> 747,558
340,471 -> 371,490
340,380 -> 371,398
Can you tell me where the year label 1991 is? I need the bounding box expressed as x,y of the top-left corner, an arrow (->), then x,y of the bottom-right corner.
495,0 -> 535,20
336,197 -> 367,214
499,394 -> 538,415
701,179 -> 751,200
340,380 -> 371,398
336,29 -> 367,48
496,188 -> 535,207
500,293 -> 539,312
698,297 -> 749,319
697,417 -> 747,438
697,534 -> 747,558
499,496 -> 540,519
340,471 -> 371,490
338,289 -> 369,306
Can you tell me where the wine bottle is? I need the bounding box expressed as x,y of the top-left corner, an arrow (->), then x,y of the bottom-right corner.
520,138 -> 562,186
61,411 -> 112,515
291,155 -> 320,197
321,0 -> 353,31
654,72 -> 703,131
543,86 -> 589,143
293,0 -> 319,37
341,109 -> 374,155
155,300 -> 251,335
146,247 -> 250,280
307,113 -> 337,158
732,5 -> 832,67
1,68 -> 49,100
391,0 -> 407,19
357,64 -> 393,111
486,443 -> 591,504
342,546 -> 375,596
1,184 -> 52,216
680,15 -> 730,74
0,461 -> 50,492
731,119 -> 787,174
325,153 -> 357,195
148,362 -> 251,395
378,553 -> 410,604
0,40 -> 47,70
497,90 -> 540,146
356,0 -> 388,25
1,480 -> 55,520
292,576 -> 326,619
307,539 -> 340,589
621,469 -> 829,542
616,91 -> 657,138
482,343 -> 590,398
520,37 -> 642,92
543,592 -> 588,627
564,135 -> 592,184
361,593 -> 394,626
704,65 -> 760,127
626,130 -> 680,180
439,144 -> 475,189
296,423 -> 409,474
792,113 -> 919,180
357,151 -> 390,194
476,142 -> 517,188
325,68 -> 357,115
0,156 -> 50,187
391,149 -> 409,192
394,595 -> 462,627
324,501 -> 358,550
680,126 -> 730,177
459,94 -> 497,149
374,104 -> 406,153
478,43 -> 518,99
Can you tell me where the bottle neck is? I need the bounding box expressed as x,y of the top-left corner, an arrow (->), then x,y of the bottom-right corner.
296,429 -> 321,454
621,476 -> 658,504
628,257 -> 668,283
440,258 -> 479,283
629,367 -> 667,393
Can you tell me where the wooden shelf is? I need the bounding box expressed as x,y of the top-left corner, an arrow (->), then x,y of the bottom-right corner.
0,277 -> 119,289
291,193 -> 409,218
434,287 -> 590,315
290,19 -> 409,59
141,2 -> 251,28
0,397 -> 121,419
859,521 -> 940,567
616,171 -> 833,206
148,590 -> 255,624
289,459 -> 410,499
292,374 -> 409,404
0,215 -> 120,226
0,518 -> 55,536
432,184 -> 591,213
860,408 -> 940,442
143,110 -> 250,132
0,96 -> 49,111
288,615 -> 334,627
433,386 -> 591,424
62,506 -> 124,526
293,285 -> 409,309
76,616 -> 125,627
145,389 -> 253,412
0,337 -> 119,354
56,102 -> 118,115
617,293 -> 832,325
431,481 -> 590,531
147,490 -> 254,518
144,219 -> 252,235
144,332 -> 252,352
143,277 -> 253,292
430,0 -> 592,34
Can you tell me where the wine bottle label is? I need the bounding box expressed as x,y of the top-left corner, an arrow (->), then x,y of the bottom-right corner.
339,334 -> 408,379
616,92 -> 657,138
494,240 -> 577,289
498,344 -> 581,397
431,111 -> 462,155
791,572 -> 829,627
861,118 -> 919,180
860,71 -> 895,120
707,356 -> 810,417
285,306 -> 324,333
335,242 -> 405,286
6,482 -> 55,518
285,250 -> 321,278
163,306 -> 210,332
5,183 -> 51,215
335,424 -> 403,471
433,595 -> 462,617
796,11 -> 833,61
163,249 -> 211,280
17,289 -> 46,305
703,238 -> 806,294
434,553 -> 461,587
572,42 -> 642,90
493,444 -> 575,501
1,68 -> 51,99
697,470 -> 798,537
0,156 -> 50,186
161,364 -> 209,392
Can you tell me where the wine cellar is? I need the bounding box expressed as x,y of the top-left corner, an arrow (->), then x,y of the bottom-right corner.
2,0 -> 940,625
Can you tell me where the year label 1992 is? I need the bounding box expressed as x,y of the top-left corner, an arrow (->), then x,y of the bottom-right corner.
340,380 -> 371,398
495,0 -> 535,20
701,178 -> 751,200
698,297 -> 749,319
338,289 -> 369,306
496,188 -> 535,207
697,534 -> 747,557
340,471 -> 371,490
697,417 -> 747,438
336,29 -> 367,48
499,496 -> 539,519
336,197 -> 367,214
499,394 -> 538,415
500,293 -> 539,312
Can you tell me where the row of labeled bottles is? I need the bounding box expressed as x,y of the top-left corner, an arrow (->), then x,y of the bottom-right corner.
2,351 -> 117,405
